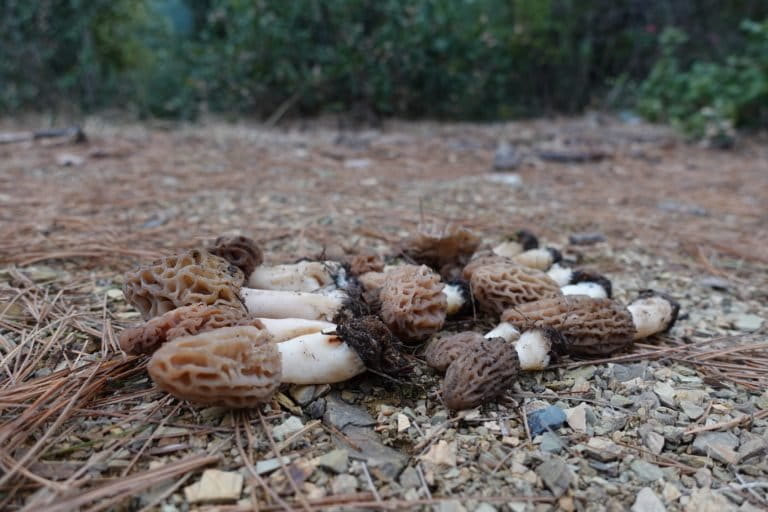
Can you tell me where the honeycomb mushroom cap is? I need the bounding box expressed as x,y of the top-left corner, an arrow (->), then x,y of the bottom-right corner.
207,235 -> 263,278
470,263 -> 562,316
442,338 -> 521,410
335,313 -> 412,376
379,264 -> 447,343
401,223 -> 480,272
349,251 -> 385,276
119,304 -> 264,356
462,255 -> 515,281
123,249 -> 245,320
424,331 -> 484,372
501,295 -> 636,356
148,326 -> 280,408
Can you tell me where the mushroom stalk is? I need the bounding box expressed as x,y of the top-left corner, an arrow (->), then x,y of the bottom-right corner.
255,317 -> 336,341
627,293 -> 678,339
276,332 -> 366,384
247,261 -> 347,292
484,322 -> 520,342
561,281 -> 608,298
240,288 -> 348,321
483,324 -> 551,371
443,282 -> 469,316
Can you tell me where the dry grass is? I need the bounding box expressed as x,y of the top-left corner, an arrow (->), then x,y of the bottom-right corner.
1,116 -> 767,510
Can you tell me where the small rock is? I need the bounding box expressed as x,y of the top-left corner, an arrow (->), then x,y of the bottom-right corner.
318,449 -> 349,474
732,314 -> 763,332
694,468 -> 712,488
527,406 -> 567,436
439,500 -> 468,512
493,142 -> 521,170
693,432 -> 740,464
675,389 -> 708,405
562,404 -> 587,433
255,457 -> 290,475
289,385 -> 318,405
610,394 -> 635,408
738,436 -> 767,461
653,382 -> 676,407
421,440 -> 457,467
643,431 -> 665,455
684,488 -> 737,512
536,457 -> 573,498
630,459 -> 664,482
612,363 -> 648,382
184,469 -> 243,503
397,413 -> 411,432
474,504 -> 497,512
323,393 -> 375,430
631,487 -> 666,512
399,466 -> 421,489
56,153 -> 85,167
272,416 -> 303,441
698,276 -> 731,291
305,398 -> 326,419
585,438 -> 623,461
680,401 -> 705,420
539,432 -> 565,453
330,473 -> 358,495
569,232 -> 606,245
662,482 -> 681,502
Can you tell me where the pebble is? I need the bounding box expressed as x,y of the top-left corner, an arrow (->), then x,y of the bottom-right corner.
399,466 -> 421,489
438,500 -> 468,512
569,232 -> 606,245
732,314 -> 763,332
184,469 -> 243,503
564,403 -> 588,432
536,457 -> 573,498
653,382 -> 676,408
630,459 -> 664,482
738,436 -> 767,461
254,456 -> 290,475
323,393 -> 375,430
693,468 -> 712,488
318,449 -> 349,474
692,432 -> 740,464
288,384 -> 319,405
642,430 -> 665,455
539,432 -> 565,453
684,488 -> 737,512
585,438 -> 623,461
527,406 -> 567,436
680,401 -> 705,420
631,487 -> 666,512
271,416 -> 303,441
330,473 -> 358,495
493,142 -> 521,170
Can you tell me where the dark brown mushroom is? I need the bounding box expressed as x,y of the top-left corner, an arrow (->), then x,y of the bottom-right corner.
424,331 -> 484,372
401,223 -> 480,277
379,264 -> 447,343
207,235 -> 263,278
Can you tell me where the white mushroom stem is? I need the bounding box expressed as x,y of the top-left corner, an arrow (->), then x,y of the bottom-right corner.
276,332 -> 365,384
514,329 -> 552,370
628,295 -> 676,339
547,263 -> 574,286
512,248 -> 556,270
443,283 -> 468,315
240,288 -> 348,321
561,281 -> 608,299
492,240 -> 525,258
248,261 -> 346,292
484,322 -> 521,342
256,317 -> 336,342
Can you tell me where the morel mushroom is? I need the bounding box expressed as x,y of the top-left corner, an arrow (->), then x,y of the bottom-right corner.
490,229 -> 539,257
207,235 -> 263,278
123,249 -> 245,320
424,331 -> 485,372
247,260 -> 348,292
240,287 -> 356,321
401,223 -> 481,277
441,337 -> 521,410
469,263 -> 562,316
379,264 -> 448,342
627,290 -> 680,339
547,265 -> 613,298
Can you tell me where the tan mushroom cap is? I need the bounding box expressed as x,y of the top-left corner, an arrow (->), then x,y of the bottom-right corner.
501,295 -> 636,356
207,235 -> 263,278
424,331 -> 484,372
462,255 -> 515,281
442,338 -> 521,410
402,223 -> 480,275
123,249 -> 245,320
379,264 -> 447,343
119,304 -> 265,356
469,263 -> 561,316
148,326 -> 280,408
349,251 -> 385,276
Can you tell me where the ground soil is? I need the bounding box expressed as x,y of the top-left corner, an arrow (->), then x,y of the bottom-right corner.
0,115 -> 766,511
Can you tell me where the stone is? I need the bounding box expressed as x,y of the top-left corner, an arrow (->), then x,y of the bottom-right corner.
643,431 -> 665,455
305,398 -> 326,419
272,416 -> 303,441
493,142 -> 521,170
536,457 -> 573,498
631,487 -> 666,512
738,436 -> 767,461
439,500 -> 468,512
653,382 -> 676,408
184,470 -> 243,503
733,314 -> 763,332
698,276 -> 731,291
662,482 -> 681,502
694,468 -> 712,488
569,232 -> 606,245
539,432 -> 565,454
397,413 -> 411,432
684,488 -> 737,512
421,440 -> 457,467
692,432 -> 740,464
630,459 -> 664,482
254,456 -> 290,475
318,449 -> 349,474
330,474 -> 358,495
527,406 -> 567,436
399,466 -> 421,489
610,394 -> 635,408
475,504 -> 497,512
585,438 -> 622,462
289,384 -> 318,405
611,363 -> 648,382
323,393 -> 375,430
675,389 -> 708,405
680,401 -> 705,420
564,404 -> 588,432
339,425 -> 409,480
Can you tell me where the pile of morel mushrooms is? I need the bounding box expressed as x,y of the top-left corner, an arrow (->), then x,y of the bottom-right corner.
118,226 -> 679,411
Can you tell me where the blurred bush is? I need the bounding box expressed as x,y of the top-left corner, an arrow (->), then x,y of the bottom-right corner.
1,0 -> 766,129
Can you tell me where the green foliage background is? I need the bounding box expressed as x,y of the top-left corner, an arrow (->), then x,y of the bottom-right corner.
1,0 -> 767,133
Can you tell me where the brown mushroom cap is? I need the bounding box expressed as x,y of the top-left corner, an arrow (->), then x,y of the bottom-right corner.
442,338 -> 520,410
123,249 -> 245,320
470,263 -> 562,316
147,326 -> 280,408
402,224 -> 480,273
349,251 -> 385,276
207,235 -> 263,278
379,264 -> 447,343
501,295 -> 636,356
119,304 -> 265,356
335,313 -> 412,376
462,255 -> 515,281
424,331 -> 484,372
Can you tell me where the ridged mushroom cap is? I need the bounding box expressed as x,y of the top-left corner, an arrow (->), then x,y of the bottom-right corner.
442,338 -> 520,410
349,251 -> 385,276
379,265 -> 447,343
123,249 -> 245,320
402,223 -> 480,273
119,304 -> 264,356
501,295 -> 636,356
462,255 -> 515,281
148,325 -> 280,408
424,331 -> 484,372
469,263 -> 562,316
207,235 -> 263,278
